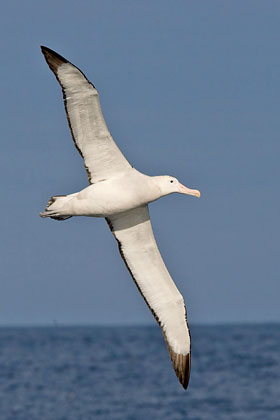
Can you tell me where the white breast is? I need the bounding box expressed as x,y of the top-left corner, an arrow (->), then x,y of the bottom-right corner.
69,169 -> 161,217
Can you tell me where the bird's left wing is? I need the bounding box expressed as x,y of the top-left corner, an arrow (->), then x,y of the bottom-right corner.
41,46 -> 132,183
106,205 -> 191,389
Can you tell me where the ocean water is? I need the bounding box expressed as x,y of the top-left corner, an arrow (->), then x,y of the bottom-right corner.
0,324 -> 279,420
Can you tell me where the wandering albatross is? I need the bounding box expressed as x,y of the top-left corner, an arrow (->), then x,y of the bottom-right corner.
40,46 -> 201,389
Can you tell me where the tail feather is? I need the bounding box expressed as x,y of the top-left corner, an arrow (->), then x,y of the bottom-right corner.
40,195 -> 73,221
39,210 -> 72,221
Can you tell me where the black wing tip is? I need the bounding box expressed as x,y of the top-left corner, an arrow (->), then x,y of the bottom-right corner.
40,46 -> 96,90
41,46 -> 69,73
41,46 -> 68,62
181,353 -> 191,389
168,346 -> 191,390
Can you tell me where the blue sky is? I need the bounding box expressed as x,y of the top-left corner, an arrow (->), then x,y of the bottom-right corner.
1,1 -> 279,325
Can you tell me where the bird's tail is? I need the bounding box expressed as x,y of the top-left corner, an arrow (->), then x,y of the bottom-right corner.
40,194 -> 75,221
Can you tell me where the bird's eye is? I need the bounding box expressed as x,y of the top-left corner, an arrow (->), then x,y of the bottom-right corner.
170,180 -> 174,183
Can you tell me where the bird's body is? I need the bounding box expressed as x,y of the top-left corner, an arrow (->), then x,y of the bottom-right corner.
40,46 -> 200,389
41,169 -> 199,218
42,169 -> 160,218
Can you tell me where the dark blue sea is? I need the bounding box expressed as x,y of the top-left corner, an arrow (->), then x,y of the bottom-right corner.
0,324 -> 279,420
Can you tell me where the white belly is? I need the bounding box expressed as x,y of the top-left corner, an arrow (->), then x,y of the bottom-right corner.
68,169 -> 161,217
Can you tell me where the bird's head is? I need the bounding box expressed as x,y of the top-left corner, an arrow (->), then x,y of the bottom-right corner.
155,175 -> 201,198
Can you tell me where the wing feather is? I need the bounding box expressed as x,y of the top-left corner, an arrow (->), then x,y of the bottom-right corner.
41,46 -> 132,183
106,206 -> 191,389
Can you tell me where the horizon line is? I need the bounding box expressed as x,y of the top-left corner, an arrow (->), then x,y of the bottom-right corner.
0,320 -> 279,329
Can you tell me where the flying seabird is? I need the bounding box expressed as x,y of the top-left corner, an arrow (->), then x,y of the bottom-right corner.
40,46 -> 201,389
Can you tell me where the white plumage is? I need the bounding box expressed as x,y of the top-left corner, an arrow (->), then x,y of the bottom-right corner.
40,46 -> 200,389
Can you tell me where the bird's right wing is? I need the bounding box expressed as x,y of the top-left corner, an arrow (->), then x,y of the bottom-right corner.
41,46 -> 132,184
106,205 -> 191,389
